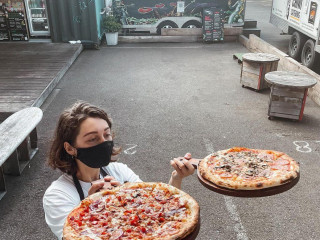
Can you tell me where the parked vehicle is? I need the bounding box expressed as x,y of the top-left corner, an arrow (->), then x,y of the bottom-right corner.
111,0 -> 246,34
270,0 -> 320,69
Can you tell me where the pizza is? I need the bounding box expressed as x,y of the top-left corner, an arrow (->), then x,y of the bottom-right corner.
63,182 -> 199,240
198,147 -> 299,190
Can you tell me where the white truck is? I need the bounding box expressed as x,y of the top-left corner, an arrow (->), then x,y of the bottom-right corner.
270,0 -> 320,69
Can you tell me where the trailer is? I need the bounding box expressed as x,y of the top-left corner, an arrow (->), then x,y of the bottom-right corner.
109,0 -> 246,34
270,0 -> 320,69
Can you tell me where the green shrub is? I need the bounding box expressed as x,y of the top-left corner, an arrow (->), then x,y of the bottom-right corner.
103,16 -> 122,33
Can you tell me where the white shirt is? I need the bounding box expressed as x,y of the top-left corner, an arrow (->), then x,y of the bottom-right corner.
43,162 -> 142,240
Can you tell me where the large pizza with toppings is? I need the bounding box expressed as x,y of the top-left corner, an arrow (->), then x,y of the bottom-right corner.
63,182 -> 199,240
198,147 -> 299,190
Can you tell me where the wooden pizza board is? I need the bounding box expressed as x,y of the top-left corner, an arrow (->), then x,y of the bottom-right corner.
188,159 -> 300,198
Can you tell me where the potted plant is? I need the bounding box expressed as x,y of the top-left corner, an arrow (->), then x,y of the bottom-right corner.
103,16 -> 122,46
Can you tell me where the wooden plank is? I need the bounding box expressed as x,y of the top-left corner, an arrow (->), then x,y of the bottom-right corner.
242,61 -> 261,75
241,60 -> 270,90
0,97 -> 36,102
0,90 -> 43,95
0,82 -> 50,86
272,86 -> 305,98
261,63 -> 270,89
0,43 -> 81,52
159,26 -> 243,36
241,71 -> 260,81
161,28 -> 202,36
243,53 -> 280,62
269,112 -> 300,120
0,103 -> 33,112
0,78 -> 52,82
271,61 -> 279,71
224,26 -> 243,36
265,71 -> 317,88
263,61 -> 279,89
270,102 -> 302,115
240,62 -> 259,89
32,44 -> 83,108
0,43 -> 83,118
271,95 -> 302,104
0,107 -> 43,166
0,73 -> 57,79
309,87 -> 320,106
0,66 -> 66,70
241,77 -> 259,89
119,35 -> 200,43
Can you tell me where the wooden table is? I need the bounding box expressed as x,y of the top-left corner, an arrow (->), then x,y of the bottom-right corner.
240,53 -> 280,91
265,71 -> 317,121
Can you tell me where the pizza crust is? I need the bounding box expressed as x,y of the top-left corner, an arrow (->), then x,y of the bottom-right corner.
199,147 -> 299,190
63,182 -> 199,240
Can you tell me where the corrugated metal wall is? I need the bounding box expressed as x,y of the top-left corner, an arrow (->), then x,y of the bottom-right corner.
46,0 -> 105,44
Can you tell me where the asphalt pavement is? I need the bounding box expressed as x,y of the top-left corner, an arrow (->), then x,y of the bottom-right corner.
1,1 -> 320,240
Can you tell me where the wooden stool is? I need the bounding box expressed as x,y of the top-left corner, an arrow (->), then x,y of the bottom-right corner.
265,71 -> 317,121
241,53 -> 280,91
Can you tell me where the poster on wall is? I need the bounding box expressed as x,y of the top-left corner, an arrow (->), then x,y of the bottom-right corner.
113,0 -> 245,27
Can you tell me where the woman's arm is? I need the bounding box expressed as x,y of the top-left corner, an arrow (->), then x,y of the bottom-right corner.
169,157 -> 195,189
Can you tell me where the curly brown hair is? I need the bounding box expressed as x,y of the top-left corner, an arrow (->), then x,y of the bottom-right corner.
48,101 -> 120,175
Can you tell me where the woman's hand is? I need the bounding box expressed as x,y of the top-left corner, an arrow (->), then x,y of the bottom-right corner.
169,153 -> 195,189
88,176 -> 121,195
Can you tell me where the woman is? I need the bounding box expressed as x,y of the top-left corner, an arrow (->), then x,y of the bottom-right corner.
43,101 -> 195,239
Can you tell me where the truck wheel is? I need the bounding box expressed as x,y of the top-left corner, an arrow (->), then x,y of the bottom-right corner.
157,21 -> 178,35
301,39 -> 319,69
182,20 -> 202,28
288,32 -> 306,60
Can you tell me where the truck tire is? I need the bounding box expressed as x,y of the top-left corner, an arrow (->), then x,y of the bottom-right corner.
182,20 -> 202,28
157,21 -> 178,35
301,39 -> 319,69
288,32 -> 306,60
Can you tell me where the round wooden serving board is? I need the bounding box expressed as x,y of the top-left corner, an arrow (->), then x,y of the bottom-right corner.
188,158 -> 300,197
197,167 -> 300,197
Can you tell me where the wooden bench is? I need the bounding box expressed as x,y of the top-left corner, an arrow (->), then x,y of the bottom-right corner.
0,107 -> 43,200
240,53 -> 280,91
265,71 -> 317,121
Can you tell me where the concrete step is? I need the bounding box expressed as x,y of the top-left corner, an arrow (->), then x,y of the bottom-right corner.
243,28 -> 261,38
244,19 -> 258,29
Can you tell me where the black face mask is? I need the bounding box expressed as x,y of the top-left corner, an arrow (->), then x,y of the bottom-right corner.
76,141 -> 114,168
